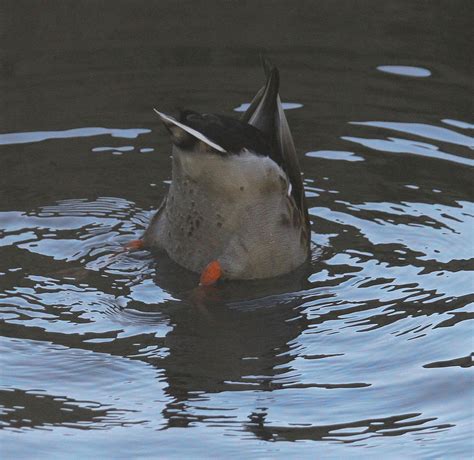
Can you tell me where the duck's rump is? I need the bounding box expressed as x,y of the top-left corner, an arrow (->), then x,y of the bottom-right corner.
147,149 -> 308,279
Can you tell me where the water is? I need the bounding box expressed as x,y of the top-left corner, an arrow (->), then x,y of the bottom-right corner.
1,1 -> 473,458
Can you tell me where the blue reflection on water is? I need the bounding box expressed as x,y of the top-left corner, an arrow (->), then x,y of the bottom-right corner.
377,65 -> 431,77
0,127 -> 151,145
306,150 -> 364,162
350,121 -> 474,148
234,102 -> 303,112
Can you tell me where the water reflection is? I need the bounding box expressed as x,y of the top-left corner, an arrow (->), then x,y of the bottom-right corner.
1,11 -> 473,452
306,150 -> 365,162
1,182 -> 471,439
247,411 -> 452,443
343,120 -> 474,166
350,121 -> 474,148
234,102 -> 303,112
0,388 -> 137,431
377,66 -> 432,78
0,128 -> 151,146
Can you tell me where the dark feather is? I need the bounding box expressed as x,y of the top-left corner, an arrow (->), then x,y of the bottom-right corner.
178,110 -> 272,156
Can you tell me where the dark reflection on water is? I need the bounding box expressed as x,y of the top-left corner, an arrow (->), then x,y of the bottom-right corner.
247,411 -> 453,443
0,388 -> 139,431
1,0 -> 473,458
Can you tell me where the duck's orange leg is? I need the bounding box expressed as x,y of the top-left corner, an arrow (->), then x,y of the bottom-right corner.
199,260 -> 222,286
123,239 -> 145,251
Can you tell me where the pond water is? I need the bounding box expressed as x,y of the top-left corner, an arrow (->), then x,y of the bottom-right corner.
1,2 -> 473,458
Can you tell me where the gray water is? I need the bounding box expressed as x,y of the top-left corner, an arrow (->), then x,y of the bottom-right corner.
1,1 -> 473,458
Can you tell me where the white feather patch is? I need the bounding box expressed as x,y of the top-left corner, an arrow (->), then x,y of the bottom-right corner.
153,108 -> 227,153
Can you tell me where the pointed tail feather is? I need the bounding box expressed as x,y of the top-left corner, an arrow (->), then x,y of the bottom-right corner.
240,62 -> 309,233
240,57 -> 276,125
246,67 -> 279,138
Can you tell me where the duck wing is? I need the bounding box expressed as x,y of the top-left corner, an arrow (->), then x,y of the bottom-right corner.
179,110 -> 272,156
154,109 -> 272,156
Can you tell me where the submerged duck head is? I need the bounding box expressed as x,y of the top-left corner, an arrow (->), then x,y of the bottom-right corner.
143,61 -> 310,283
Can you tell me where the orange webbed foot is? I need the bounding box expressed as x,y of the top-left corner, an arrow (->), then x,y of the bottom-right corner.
123,239 -> 145,251
199,260 -> 222,286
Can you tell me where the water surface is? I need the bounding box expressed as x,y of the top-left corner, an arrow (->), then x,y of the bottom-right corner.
1,1 -> 473,458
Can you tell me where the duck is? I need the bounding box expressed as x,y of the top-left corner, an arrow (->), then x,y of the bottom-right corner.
127,61 -> 310,285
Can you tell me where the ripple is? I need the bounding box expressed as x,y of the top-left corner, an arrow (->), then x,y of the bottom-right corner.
306,150 -> 364,162
312,200 -> 473,263
0,336 -> 170,432
343,136 -> 474,166
442,119 -> 474,130
247,412 -> 452,443
0,127 -> 151,146
423,354 -> 473,369
234,102 -> 303,112
0,388 -> 139,431
91,146 -> 135,153
377,65 -> 431,77
350,121 -> 474,148
1,198 -> 146,264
